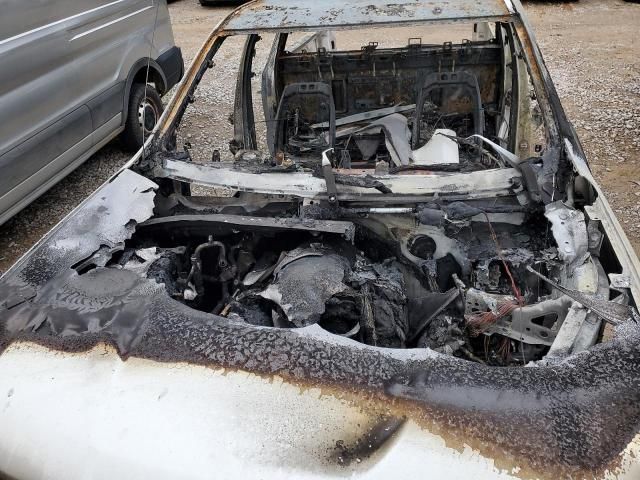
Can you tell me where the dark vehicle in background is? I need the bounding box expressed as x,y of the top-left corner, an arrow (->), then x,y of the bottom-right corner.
0,0 -> 183,226
199,0 -> 248,6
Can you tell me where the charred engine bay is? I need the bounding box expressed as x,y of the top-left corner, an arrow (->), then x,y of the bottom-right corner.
109,201 -> 571,366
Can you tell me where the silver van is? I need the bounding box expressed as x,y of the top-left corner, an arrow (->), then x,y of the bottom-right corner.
0,0 -> 183,225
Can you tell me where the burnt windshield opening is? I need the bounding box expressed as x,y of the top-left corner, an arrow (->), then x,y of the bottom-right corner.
162,21 -> 548,175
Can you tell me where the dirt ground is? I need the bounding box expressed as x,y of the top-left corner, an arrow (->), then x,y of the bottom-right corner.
0,0 -> 638,273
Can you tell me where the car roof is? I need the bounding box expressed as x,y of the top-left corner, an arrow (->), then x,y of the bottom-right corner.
222,0 -> 517,34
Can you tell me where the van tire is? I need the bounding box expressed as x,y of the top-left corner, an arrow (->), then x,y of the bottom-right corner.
121,83 -> 163,152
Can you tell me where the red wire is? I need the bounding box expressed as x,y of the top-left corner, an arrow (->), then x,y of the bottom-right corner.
466,213 -> 526,336
483,212 -> 525,306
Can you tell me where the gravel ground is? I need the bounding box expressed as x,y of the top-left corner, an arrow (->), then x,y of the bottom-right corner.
525,0 -> 640,254
0,0 -> 638,273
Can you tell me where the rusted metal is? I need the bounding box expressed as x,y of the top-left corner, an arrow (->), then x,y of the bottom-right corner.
222,0 -> 513,34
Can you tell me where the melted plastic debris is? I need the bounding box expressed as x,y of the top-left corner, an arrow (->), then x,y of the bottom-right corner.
260,251 -> 350,327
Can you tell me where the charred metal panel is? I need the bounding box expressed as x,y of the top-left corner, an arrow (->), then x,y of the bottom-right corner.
140,214 -> 356,240
565,140 -> 640,302
155,159 -> 523,200
223,0 -> 513,34
0,169 -> 157,297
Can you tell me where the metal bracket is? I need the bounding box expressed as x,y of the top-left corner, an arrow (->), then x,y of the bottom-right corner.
587,219 -> 604,255
322,148 -> 339,206
527,266 -> 640,326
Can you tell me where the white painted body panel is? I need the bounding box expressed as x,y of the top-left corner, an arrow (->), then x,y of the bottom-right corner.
0,343 -> 547,480
2,343 -> 640,479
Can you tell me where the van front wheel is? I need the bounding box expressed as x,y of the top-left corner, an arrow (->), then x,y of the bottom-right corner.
121,83 -> 163,152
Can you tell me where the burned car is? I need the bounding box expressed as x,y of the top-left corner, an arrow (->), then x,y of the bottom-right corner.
1,1 -> 640,479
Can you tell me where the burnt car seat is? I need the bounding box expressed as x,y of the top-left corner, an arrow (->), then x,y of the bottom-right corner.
411,71 -> 485,149
273,82 -> 336,158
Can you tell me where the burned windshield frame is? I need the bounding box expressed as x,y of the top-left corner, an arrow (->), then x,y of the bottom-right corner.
154,17 -> 561,162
